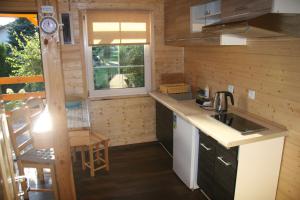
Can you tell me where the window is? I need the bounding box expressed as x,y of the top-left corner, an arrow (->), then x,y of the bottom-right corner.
84,10 -> 151,97
61,13 -> 73,44
93,45 -> 145,89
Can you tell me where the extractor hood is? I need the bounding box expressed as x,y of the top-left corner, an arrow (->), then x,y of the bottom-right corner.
203,13 -> 300,39
190,0 -> 300,44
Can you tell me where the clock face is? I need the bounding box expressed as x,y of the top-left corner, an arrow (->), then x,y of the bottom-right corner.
40,17 -> 58,34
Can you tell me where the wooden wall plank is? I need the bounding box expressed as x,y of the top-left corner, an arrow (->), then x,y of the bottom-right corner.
0,0 -> 37,12
89,96 -> 155,146
58,0 -> 184,146
184,39 -> 300,200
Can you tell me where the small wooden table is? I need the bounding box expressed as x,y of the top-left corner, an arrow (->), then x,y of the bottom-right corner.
69,133 -> 109,176
66,100 -> 109,177
32,100 -> 110,176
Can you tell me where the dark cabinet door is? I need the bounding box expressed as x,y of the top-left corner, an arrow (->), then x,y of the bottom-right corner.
198,130 -> 238,200
198,131 -> 216,199
156,101 -> 173,155
214,143 -> 238,200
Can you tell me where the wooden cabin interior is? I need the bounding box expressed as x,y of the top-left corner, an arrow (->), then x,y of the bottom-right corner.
0,0 -> 299,200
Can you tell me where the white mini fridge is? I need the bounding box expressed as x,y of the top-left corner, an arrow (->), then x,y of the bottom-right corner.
173,113 -> 199,190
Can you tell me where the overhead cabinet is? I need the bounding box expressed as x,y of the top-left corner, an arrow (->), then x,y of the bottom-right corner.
191,0 -> 221,33
221,0 -> 273,21
164,0 -> 178,41
164,0 -> 300,45
176,0 -> 191,39
221,0 -> 300,21
165,0 -> 191,42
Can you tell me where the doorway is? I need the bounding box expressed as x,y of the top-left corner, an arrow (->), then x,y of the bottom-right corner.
0,13 -> 45,111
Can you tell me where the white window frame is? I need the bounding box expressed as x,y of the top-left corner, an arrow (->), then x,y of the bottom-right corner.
83,12 -> 152,98
60,12 -> 75,45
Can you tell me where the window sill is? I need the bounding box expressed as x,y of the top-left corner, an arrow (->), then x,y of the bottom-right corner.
88,93 -> 150,101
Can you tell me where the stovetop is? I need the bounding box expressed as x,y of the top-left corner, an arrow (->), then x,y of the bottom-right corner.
212,113 -> 267,135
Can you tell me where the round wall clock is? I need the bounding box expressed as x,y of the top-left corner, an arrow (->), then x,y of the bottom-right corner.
40,16 -> 58,35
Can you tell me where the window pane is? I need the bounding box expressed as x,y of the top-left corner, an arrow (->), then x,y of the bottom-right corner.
119,45 -> 144,66
92,45 -> 145,90
92,46 -> 118,66
120,66 -> 144,88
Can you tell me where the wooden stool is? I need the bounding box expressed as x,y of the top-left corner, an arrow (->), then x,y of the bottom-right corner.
80,134 -> 109,177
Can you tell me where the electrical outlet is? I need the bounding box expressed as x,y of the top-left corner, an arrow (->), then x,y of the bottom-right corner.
228,85 -> 234,93
248,90 -> 256,100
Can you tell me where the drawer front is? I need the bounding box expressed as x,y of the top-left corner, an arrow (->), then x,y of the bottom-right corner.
215,144 -> 238,169
198,130 -> 239,200
214,145 -> 238,198
198,131 -> 217,175
198,170 -> 214,199
214,183 -> 234,200
214,157 -> 237,197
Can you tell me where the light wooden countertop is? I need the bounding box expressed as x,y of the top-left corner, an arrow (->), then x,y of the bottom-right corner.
150,91 -> 287,148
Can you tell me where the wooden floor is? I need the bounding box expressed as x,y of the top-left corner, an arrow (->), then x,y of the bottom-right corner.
29,142 -> 206,200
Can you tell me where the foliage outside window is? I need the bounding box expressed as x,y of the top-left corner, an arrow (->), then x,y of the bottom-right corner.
92,45 -> 145,90
0,16 -> 43,110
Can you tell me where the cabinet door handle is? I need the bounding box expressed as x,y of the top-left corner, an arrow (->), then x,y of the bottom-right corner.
217,156 -> 231,166
200,143 -> 211,151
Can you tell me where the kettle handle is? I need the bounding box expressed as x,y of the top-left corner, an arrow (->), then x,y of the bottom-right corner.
226,92 -> 234,106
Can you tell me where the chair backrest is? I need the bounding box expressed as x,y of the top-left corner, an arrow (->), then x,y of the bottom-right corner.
0,106 -> 18,200
25,97 -> 45,117
6,107 -> 33,157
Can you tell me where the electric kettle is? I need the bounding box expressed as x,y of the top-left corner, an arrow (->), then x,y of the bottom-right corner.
213,91 -> 234,113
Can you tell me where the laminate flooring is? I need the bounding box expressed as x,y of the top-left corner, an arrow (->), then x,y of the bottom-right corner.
28,142 -> 206,200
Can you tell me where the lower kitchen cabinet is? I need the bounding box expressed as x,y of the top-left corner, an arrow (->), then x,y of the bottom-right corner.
197,130 -> 284,200
198,132 -> 216,198
198,131 -> 238,199
156,101 -> 173,155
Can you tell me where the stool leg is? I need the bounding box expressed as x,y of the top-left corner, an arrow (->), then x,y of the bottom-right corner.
89,145 -> 95,177
37,167 -> 45,183
71,147 -> 77,162
104,141 -> 109,171
18,161 -> 29,199
50,165 -> 59,200
96,144 -> 100,165
81,147 -> 86,170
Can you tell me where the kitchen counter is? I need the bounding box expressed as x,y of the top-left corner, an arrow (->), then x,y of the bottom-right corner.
150,91 -> 287,148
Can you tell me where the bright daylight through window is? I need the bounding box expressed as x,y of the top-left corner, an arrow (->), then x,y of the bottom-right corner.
85,10 -> 151,97
92,45 -> 145,90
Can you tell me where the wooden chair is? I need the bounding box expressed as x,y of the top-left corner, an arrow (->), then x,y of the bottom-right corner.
1,101 -> 29,199
7,106 -> 58,199
25,97 -> 45,117
69,131 -> 110,177
25,97 -> 46,181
